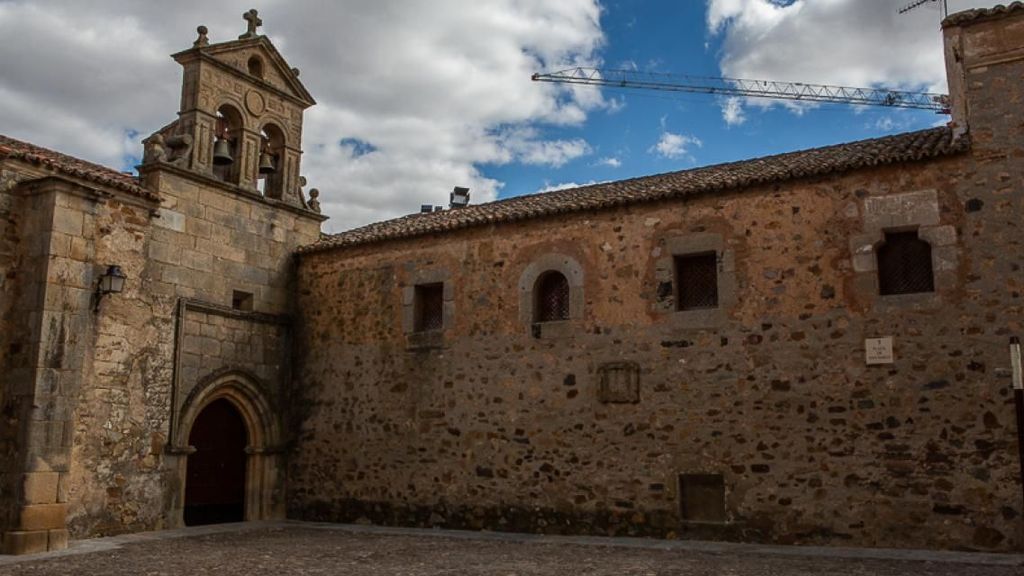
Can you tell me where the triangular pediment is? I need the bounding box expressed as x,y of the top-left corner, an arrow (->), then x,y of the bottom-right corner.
177,36 -> 316,107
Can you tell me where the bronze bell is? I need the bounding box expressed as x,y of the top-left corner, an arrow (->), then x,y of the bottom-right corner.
258,150 -> 276,174
212,138 -> 234,165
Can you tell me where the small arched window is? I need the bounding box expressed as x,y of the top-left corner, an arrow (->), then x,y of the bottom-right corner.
247,56 -> 264,79
534,271 -> 570,323
877,230 -> 934,295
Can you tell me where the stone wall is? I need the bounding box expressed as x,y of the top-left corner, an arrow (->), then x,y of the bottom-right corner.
63,167 -> 320,537
0,157 -> 321,553
0,174 -> 151,553
291,151 -> 1022,551
289,10 -> 1024,552
0,170 -> 24,533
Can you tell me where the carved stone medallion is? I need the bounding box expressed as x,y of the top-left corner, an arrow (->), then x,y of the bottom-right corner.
245,90 -> 266,116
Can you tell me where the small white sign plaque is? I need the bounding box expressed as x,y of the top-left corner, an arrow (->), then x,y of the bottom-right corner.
865,337 -> 894,365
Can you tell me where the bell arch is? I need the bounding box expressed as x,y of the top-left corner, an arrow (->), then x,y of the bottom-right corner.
170,370 -> 284,527
212,103 -> 245,185
258,122 -> 287,198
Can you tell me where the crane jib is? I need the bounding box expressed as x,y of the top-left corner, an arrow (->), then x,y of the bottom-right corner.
531,68 -> 950,113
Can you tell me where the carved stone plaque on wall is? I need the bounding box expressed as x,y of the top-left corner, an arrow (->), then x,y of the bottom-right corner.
865,337 -> 894,365
598,362 -> 640,404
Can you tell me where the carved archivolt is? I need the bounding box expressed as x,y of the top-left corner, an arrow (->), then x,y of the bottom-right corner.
174,369 -> 279,451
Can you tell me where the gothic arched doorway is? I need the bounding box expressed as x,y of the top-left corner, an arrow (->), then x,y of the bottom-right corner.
184,398 -> 248,525
171,371 -> 284,528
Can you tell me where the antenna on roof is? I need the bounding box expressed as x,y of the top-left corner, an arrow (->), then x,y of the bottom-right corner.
899,0 -> 947,19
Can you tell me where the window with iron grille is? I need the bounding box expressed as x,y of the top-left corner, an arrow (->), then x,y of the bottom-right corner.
414,283 -> 444,331
877,231 -> 934,295
534,271 -> 570,322
675,252 -> 719,311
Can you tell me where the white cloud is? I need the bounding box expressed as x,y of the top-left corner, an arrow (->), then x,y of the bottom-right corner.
721,97 -> 746,126
536,180 -> 604,193
604,96 -> 627,114
595,156 -> 622,168
0,0 -> 607,232
706,0 -> 996,116
493,127 -> 592,168
649,132 -> 702,160
872,115 -> 914,133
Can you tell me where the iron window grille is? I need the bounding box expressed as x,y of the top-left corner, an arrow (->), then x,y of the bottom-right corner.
877,231 -> 935,295
414,283 -> 444,331
535,271 -> 570,322
675,253 -> 719,311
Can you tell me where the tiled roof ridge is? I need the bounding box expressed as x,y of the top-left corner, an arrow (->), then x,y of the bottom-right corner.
0,134 -> 157,201
943,2 -> 1024,27
299,126 -> 968,255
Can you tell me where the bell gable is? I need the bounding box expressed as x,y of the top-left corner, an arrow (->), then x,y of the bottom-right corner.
142,10 -> 320,213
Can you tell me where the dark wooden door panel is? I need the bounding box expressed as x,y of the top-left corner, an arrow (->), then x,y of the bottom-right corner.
184,398 -> 248,525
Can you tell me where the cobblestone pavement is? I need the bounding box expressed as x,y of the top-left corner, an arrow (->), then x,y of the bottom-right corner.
1,522 -> 1022,575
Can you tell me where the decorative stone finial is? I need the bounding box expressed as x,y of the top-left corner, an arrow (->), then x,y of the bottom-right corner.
194,25 -> 209,47
308,188 -> 321,213
240,9 -> 263,39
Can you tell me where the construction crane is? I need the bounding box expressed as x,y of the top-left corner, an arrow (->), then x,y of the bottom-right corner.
899,0 -> 948,18
531,68 -> 950,113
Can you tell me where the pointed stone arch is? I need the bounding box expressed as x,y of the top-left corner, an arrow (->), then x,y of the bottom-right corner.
169,370 -> 284,527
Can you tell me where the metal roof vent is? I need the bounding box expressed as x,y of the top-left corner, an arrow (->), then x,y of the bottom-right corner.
450,186 -> 470,209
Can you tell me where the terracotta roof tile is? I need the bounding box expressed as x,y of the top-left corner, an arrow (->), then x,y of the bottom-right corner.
300,126 -> 968,254
943,2 -> 1024,27
0,134 -> 157,201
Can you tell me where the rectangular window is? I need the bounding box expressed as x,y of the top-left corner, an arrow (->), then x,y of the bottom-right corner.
877,230 -> 934,295
231,290 -> 253,312
679,473 -> 726,523
674,253 -> 719,311
414,283 -> 444,332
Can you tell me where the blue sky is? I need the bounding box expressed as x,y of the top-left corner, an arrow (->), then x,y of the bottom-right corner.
0,0 -> 991,231
486,0 -> 949,200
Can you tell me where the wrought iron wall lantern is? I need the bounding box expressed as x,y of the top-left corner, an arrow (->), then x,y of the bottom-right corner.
93,265 -> 127,313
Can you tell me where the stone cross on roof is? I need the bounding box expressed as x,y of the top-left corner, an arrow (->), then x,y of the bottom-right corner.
239,9 -> 263,39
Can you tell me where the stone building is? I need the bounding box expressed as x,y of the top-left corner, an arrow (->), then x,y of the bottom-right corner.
0,13 -> 324,554
1,3 -> 1023,556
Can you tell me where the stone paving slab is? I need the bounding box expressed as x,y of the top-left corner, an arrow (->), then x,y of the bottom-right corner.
0,521 -> 1021,575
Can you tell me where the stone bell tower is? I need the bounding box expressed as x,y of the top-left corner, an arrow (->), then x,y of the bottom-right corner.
143,10 -> 317,209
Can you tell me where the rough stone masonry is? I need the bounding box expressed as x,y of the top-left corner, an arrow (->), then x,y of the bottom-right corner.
288,5 -> 1024,552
